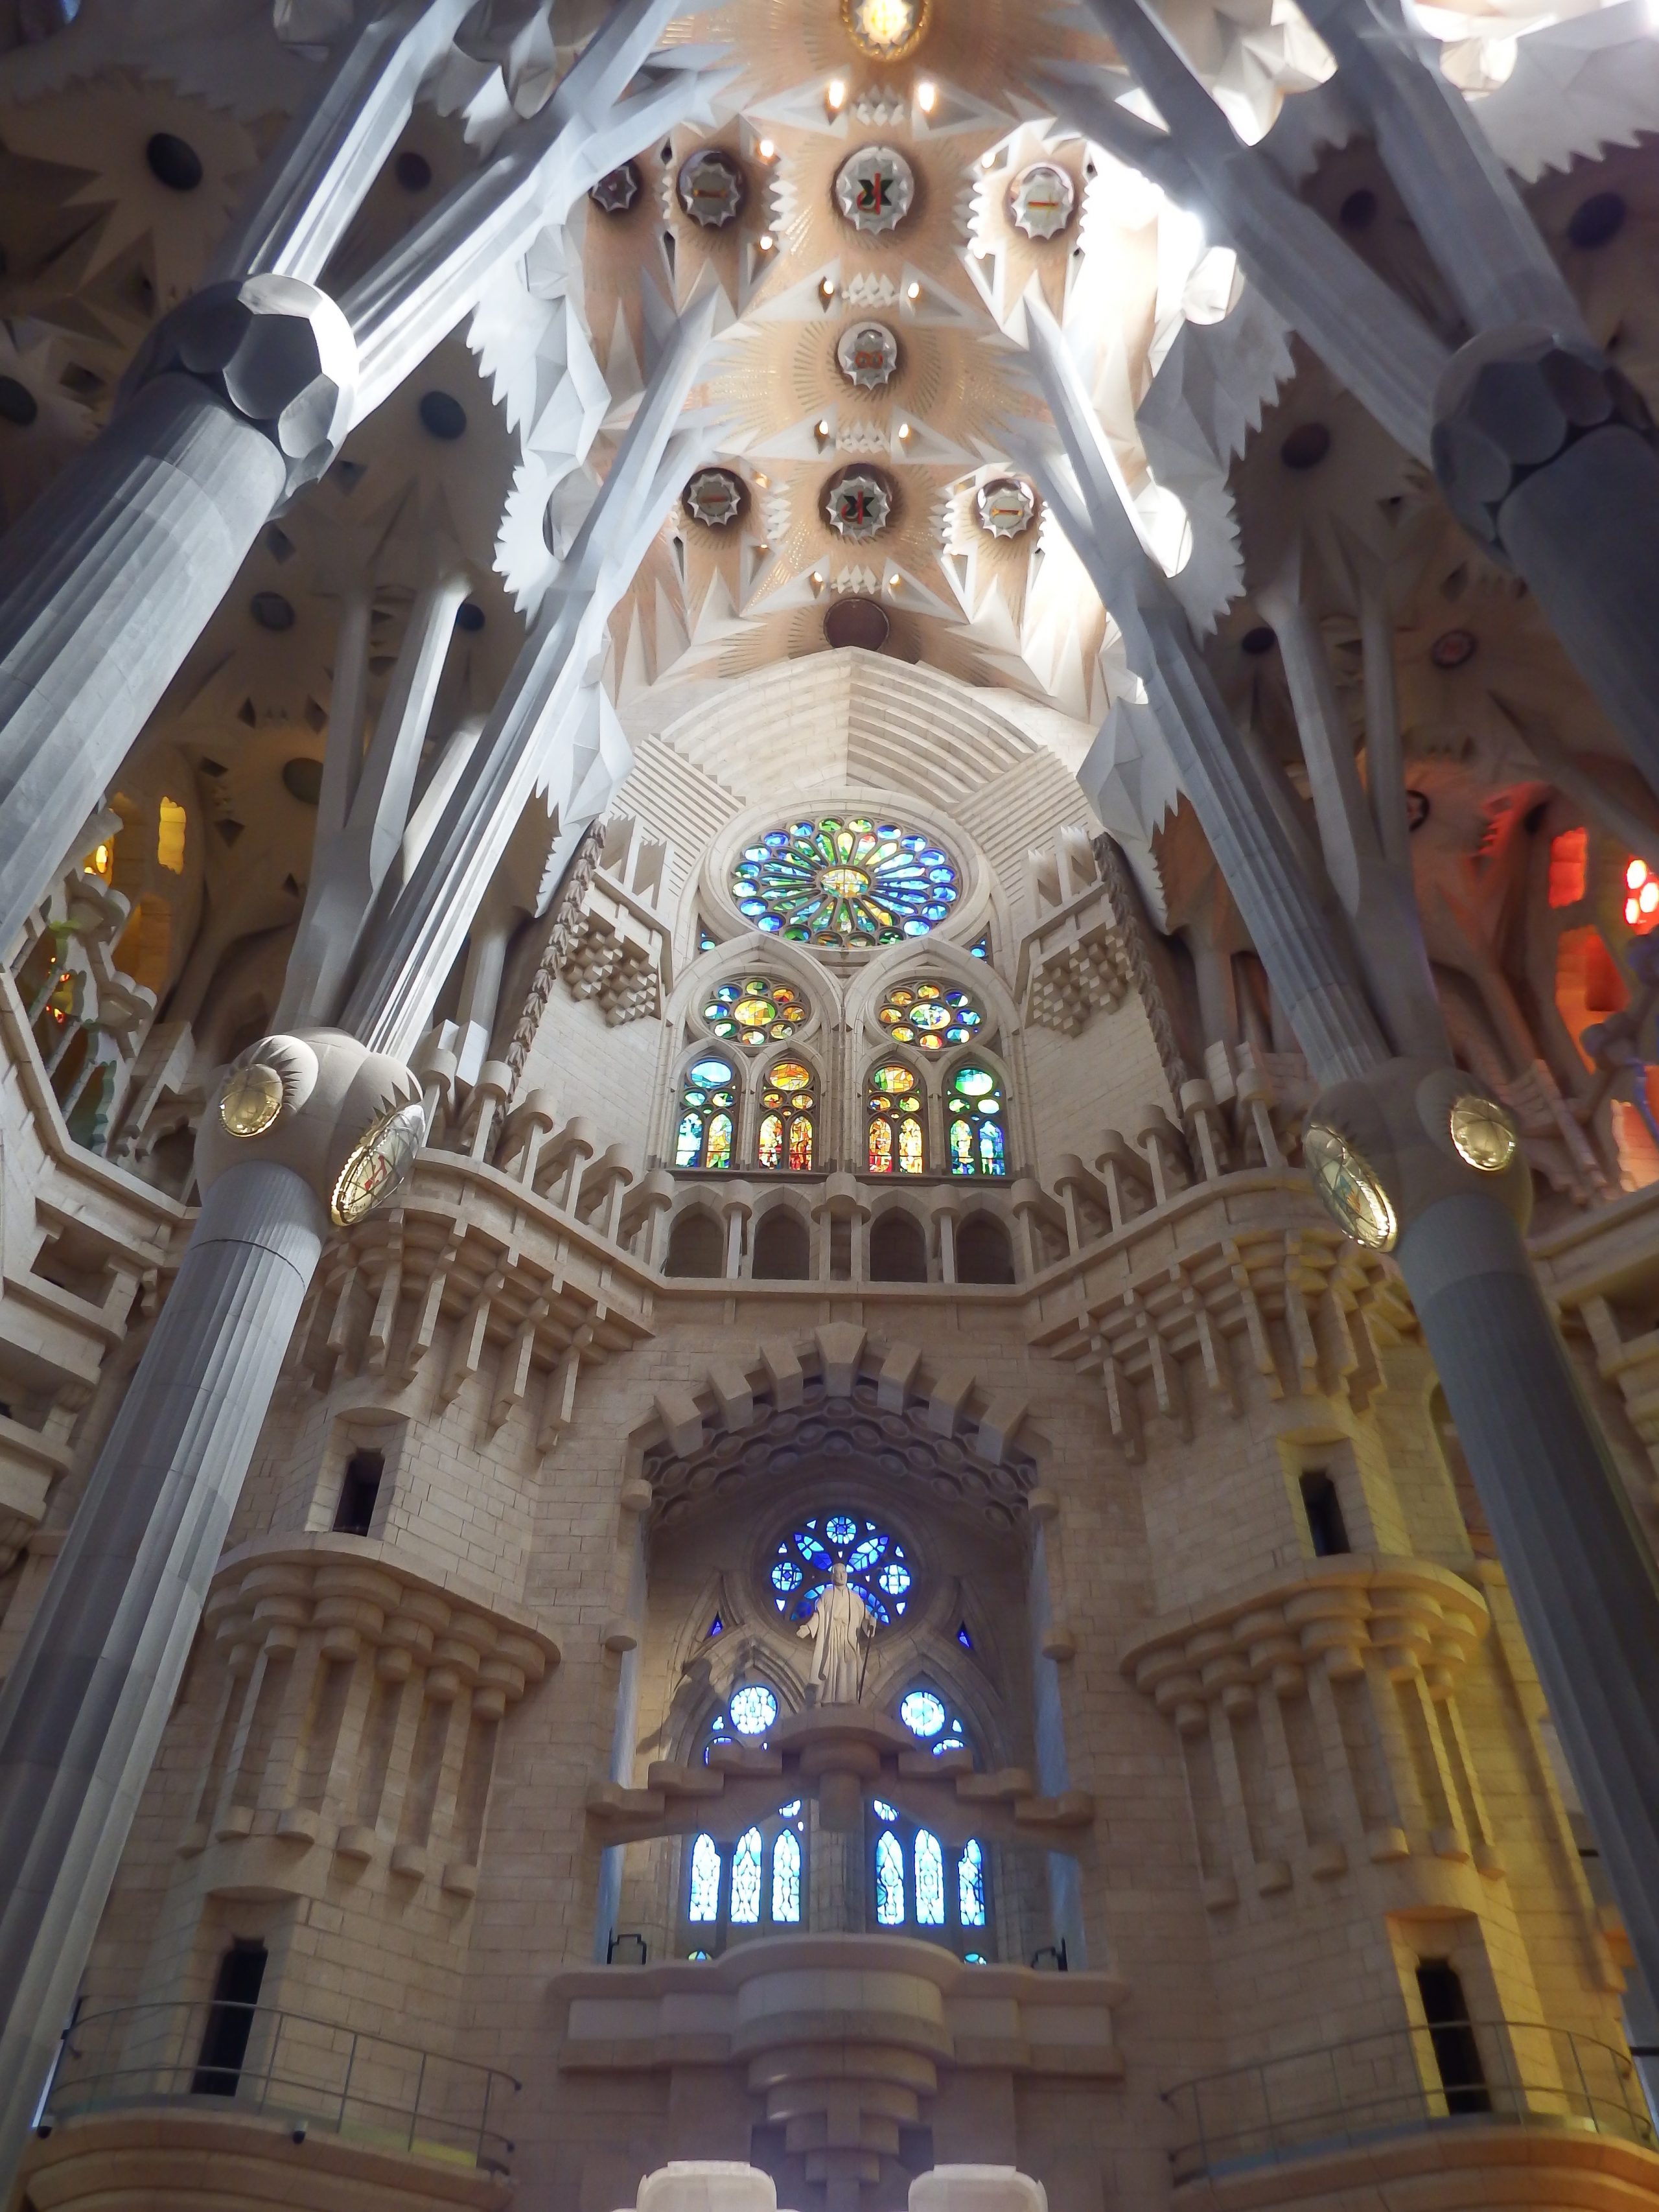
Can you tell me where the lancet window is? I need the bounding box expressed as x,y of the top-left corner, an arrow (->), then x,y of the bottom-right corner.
867,1688 -> 989,1951
946,1064 -> 1007,1177
686,1683 -> 807,1950
675,1056 -> 736,1170
757,1058 -> 815,1171
868,1062 -> 925,1174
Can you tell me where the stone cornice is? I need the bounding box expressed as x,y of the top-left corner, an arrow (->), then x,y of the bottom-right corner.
1122,1555 -> 1490,1732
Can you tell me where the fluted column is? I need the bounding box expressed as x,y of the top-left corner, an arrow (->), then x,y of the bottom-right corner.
0,1159 -> 325,2162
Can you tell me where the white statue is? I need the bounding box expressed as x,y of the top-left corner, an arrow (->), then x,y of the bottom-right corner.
796,1561 -> 876,1703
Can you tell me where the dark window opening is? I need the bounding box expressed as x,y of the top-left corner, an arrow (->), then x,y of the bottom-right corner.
870,1211 -> 927,1282
1416,1960 -> 1490,2114
957,1213 -> 1015,1285
192,1939 -> 267,2095
752,1209 -> 810,1279
1301,1471 -> 1350,1557
333,1450 -> 384,1537
666,1211 -> 724,1278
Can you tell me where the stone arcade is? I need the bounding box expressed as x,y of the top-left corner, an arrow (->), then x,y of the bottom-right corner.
6,0 -> 1659,2207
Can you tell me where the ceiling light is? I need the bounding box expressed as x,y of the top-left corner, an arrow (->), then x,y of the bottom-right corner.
817,419 -> 830,436
828,78 -> 847,109
980,149 -> 997,169
890,574 -> 902,588
759,233 -> 774,250
758,137 -> 776,159
754,472 -> 770,487
812,572 -> 824,585
907,281 -> 920,299
820,277 -> 837,300
917,82 -> 936,111
898,422 -> 911,439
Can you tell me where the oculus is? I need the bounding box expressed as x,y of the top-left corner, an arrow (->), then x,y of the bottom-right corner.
732,817 -> 959,944
678,147 -> 746,228
837,320 -> 900,390
842,0 -> 929,58
1448,1094 -> 1518,1173
824,466 -> 893,541
878,977 -> 982,1052
835,146 -> 916,235
703,976 -> 808,1045
771,1513 -> 911,1623
682,467 -> 747,528
976,476 -> 1037,539
1008,162 -> 1076,240
590,160 -> 642,215
220,1061 -> 283,1137
1304,1123 -> 1397,1251
331,1100 -> 424,1228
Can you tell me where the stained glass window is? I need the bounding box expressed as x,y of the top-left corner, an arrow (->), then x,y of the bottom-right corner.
758,1058 -> 814,1172
876,1830 -> 906,1924
731,1826 -> 763,1924
947,1064 -> 1006,1178
732,819 -> 959,946
878,979 -> 983,1055
868,1062 -> 925,1174
703,975 -> 809,1048
970,933 -> 990,960
915,1830 -> 946,1925
690,1834 -> 721,1922
729,1684 -> 778,1736
898,1686 -> 968,1758
772,1829 -> 801,1923
771,1515 -> 912,1624
675,1056 -> 736,1171
959,1838 -> 986,1927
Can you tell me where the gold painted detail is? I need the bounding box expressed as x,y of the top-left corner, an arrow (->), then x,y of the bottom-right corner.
220,1062 -> 284,1137
1305,1123 -> 1397,1251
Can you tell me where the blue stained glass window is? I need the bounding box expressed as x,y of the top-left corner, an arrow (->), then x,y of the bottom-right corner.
901,1690 -> 946,1738
772,1829 -> 801,1923
708,1615 -> 724,1638
690,1834 -> 721,1922
970,933 -> 990,960
729,1685 -> 778,1736
876,1830 -> 906,1925
958,1838 -> 986,1927
730,818 -> 960,946
771,1515 -> 911,1624
877,978 -> 984,1055
915,1830 -> 945,1926
873,1799 -> 898,1822
731,1826 -> 763,1924
957,1622 -> 973,1649
675,1057 -> 737,1170
947,1064 -> 1008,1178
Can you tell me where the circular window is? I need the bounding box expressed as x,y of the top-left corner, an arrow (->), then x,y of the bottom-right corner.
879,978 -> 982,1053
733,818 -> 960,946
704,975 -> 809,1046
899,1689 -> 945,1737
728,1684 -> 779,1736
770,1515 -> 912,1623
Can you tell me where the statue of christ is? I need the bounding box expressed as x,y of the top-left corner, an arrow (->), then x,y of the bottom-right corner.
797,1561 -> 876,1704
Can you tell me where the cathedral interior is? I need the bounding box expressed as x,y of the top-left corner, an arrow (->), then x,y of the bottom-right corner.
10,0 -> 1659,2207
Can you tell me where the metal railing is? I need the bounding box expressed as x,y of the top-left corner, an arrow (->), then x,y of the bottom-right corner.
1165,2016 -> 1654,2183
41,2001 -> 517,2172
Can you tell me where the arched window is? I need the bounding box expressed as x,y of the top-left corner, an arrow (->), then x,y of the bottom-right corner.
866,1688 -> 990,1953
877,977 -> 984,1056
752,1207 -> 810,1279
702,975 -> 809,1047
666,1209 -> 724,1277
684,1684 -> 807,1951
769,1514 -> 912,1624
675,1056 -> 736,1170
946,1064 -> 1006,1176
868,1063 -> 925,1174
757,1058 -> 815,1171
956,1212 -> 1014,1284
870,1209 -> 927,1281
732,819 -> 959,945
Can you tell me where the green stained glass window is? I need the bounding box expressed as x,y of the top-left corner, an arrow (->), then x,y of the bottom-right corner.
878,977 -> 983,1054
947,1064 -> 1006,1177
675,1056 -> 736,1171
732,819 -> 959,946
702,975 -> 809,1046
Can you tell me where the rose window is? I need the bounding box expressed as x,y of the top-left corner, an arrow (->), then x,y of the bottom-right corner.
702,976 -> 808,1046
878,979 -> 982,1053
732,818 -> 959,945
769,1514 -> 912,1624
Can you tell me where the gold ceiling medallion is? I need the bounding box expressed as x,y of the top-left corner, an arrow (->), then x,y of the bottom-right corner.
835,146 -> 916,235
331,1100 -> 426,1228
677,147 -> 747,229
1008,161 -> 1076,240
837,320 -> 900,390
842,0 -> 931,60
219,1060 -> 284,1137
682,467 -> 747,528
1448,1094 -> 1518,1172
976,476 -> 1037,539
589,161 -> 641,215
824,466 -> 894,541
1303,1123 -> 1398,1252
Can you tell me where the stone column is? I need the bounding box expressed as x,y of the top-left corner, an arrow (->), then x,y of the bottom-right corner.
0,1029 -> 419,2178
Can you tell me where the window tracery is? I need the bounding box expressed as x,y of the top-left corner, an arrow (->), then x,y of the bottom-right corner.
769,1514 -> 912,1623
868,1062 -> 925,1174
675,1056 -> 736,1170
732,818 -> 959,945
947,1063 -> 1006,1176
702,975 -> 809,1047
866,1687 -> 990,1950
878,978 -> 982,1054
758,1058 -> 815,1171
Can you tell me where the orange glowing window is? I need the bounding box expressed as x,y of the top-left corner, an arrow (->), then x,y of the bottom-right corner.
1628,856 -> 1659,933
1557,925 -> 1630,1068
1548,828 -> 1586,908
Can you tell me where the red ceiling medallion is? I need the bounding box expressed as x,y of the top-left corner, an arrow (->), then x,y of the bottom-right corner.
1008,163 -> 1076,241
835,146 -> 916,235
824,467 -> 894,541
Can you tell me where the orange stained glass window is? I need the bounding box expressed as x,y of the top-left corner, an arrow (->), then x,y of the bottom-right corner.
759,1058 -> 813,1172
1626,856 -> 1659,933
1548,828 -> 1587,909
868,1063 -> 923,1174
1556,926 -> 1630,1069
